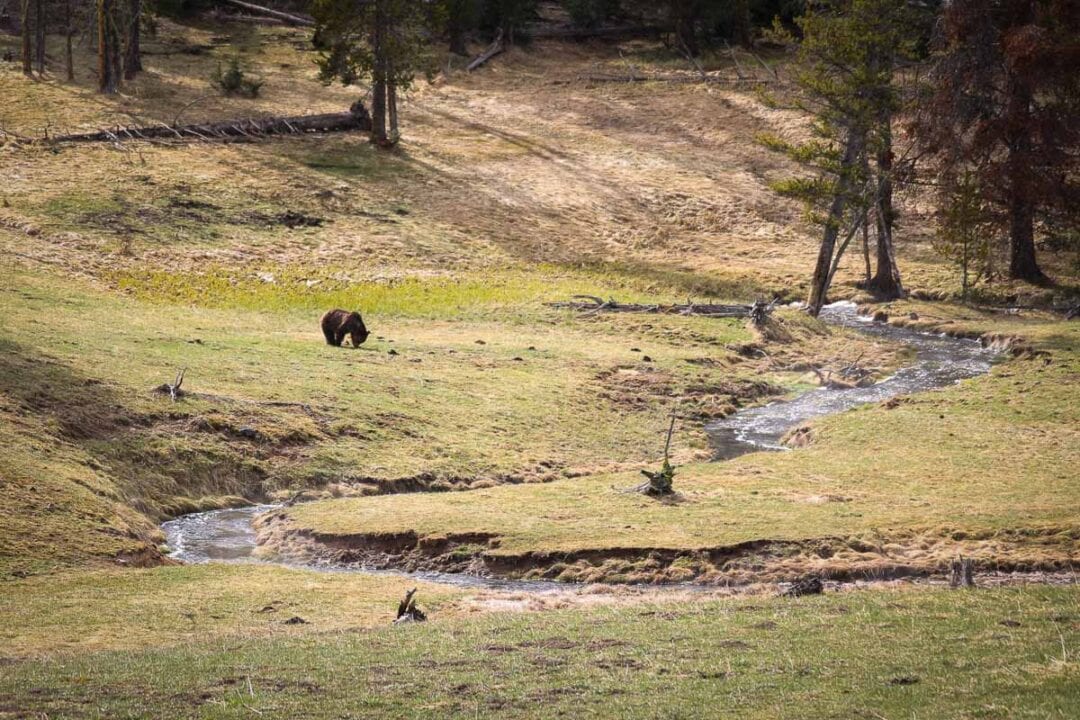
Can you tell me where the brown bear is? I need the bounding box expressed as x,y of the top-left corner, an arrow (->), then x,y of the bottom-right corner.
320,309 -> 370,347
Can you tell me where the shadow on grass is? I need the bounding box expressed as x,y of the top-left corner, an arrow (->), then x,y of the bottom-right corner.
0,336 -> 273,518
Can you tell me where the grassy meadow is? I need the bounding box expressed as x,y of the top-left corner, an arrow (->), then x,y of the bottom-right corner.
2,584 -> 1077,718
1,12 -> 1078,719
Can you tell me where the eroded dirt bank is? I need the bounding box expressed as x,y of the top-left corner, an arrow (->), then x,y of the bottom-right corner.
252,510 -> 1078,586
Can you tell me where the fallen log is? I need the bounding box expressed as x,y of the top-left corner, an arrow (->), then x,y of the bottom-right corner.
39,106 -> 371,145
528,24 -> 665,40
467,28 -> 505,72
142,44 -> 215,56
578,73 -> 772,86
547,295 -> 775,322
218,0 -> 313,26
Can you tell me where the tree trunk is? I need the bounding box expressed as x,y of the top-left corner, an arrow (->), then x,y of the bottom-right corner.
124,0 -> 142,79
98,0 -> 122,93
1005,88 -> 1044,281
447,5 -> 467,56
732,0 -> 752,48
861,215 -> 872,285
371,79 -> 387,144
449,30 -> 467,56
33,0 -> 44,74
369,0 -> 393,147
21,0 -> 32,75
65,0 -> 75,81
808,129 -> 863,316
387,82 -> 399,144
868,119 -> 904,298
671,0 -> 698,56
1008,185 -> 1041,281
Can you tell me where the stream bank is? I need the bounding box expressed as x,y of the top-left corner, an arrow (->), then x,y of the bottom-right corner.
163,302 -> 1016,589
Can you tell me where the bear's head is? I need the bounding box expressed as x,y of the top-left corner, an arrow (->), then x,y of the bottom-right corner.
348,311 -> 369,347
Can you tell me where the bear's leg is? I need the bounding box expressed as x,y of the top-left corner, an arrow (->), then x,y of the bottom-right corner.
334,331 -> 345,347
323,325 -> 336,345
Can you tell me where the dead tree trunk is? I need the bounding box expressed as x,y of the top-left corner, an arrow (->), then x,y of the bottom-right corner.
466,28 -> 504,72
950,556 -> 975,588
219,0 -> 314,26
808,128 -> 864,316
394,588 -> 426,622
40,108 -> 372,144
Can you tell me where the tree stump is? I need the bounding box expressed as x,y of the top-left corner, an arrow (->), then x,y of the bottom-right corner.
949,556 -> 975,588
394,588 -> 427,623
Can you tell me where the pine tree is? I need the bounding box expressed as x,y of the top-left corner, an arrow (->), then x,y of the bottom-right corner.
913,0 -> 1080,284
313,0 -> 434,147
935,171 -> 992,299
760,0 -> 920,315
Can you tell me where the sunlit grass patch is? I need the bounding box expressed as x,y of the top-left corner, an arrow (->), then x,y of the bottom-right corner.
0,564 -> 464,657
107,264 -> 762,318
2,585 -> 1076,718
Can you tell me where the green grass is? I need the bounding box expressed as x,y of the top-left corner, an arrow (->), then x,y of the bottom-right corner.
2,585 -> 1077,718
1,267 -> 893,576
279,313 -> 1080,582
0,565 -> 463,657
108,264 -> 748,319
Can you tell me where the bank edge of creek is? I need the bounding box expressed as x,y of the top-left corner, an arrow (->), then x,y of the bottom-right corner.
161,303 -> 1074,592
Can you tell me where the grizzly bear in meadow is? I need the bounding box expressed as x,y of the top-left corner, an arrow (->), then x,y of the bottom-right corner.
321,309 -> 370,347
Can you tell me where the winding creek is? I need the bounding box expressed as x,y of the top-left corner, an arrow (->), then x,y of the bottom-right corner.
162,302 -> 1000,589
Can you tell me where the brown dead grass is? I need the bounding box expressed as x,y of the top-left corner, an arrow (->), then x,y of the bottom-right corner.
0,20 -> 969,298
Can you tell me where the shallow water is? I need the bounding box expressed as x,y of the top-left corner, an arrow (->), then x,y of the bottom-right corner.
161,505 -> 571,592
161,302 -> 998,588
706,302 -> 996,458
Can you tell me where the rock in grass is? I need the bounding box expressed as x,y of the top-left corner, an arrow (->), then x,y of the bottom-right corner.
781,576 -> 824,597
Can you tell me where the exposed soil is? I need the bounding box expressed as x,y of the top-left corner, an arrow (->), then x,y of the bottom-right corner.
253,510 -> 1079,587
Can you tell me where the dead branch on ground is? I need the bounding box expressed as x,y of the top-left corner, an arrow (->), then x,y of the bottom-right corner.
31,107 -> 371,146
218,0 -> 313,26
467,28 -> 505,72
577,73 -> 772,86
548,295 -> 775,324
153,368 -> 188,402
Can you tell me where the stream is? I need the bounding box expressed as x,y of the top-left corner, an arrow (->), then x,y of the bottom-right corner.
161,302 -> 998,588
706,302 -> 997,458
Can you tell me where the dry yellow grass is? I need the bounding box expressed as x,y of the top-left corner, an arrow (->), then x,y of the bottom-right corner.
0,19 -> 992,297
